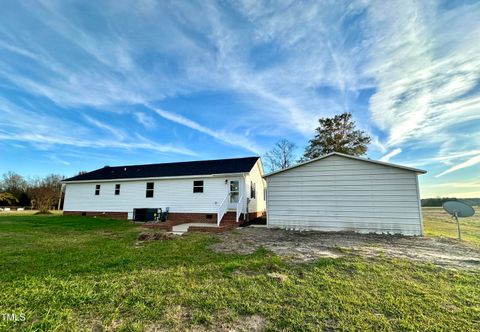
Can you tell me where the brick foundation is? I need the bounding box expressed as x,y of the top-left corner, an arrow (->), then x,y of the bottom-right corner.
63,211 -> 128,220
63,211 -> 219,224
63,210 -> 264,233
247,211 -> 264,221
167,212 -> 218,224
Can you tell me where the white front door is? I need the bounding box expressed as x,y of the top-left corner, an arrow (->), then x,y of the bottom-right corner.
228,179 -> 240,209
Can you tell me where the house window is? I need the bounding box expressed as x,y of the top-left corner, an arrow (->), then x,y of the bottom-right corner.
94,184 -> 100,195
146,182 -> 154,198
193,180 -> 204,193
115,184 -> 121,195
250,181 -> 256,199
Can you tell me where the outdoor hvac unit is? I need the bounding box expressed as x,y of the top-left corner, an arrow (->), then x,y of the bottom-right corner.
133,208 -> 159,222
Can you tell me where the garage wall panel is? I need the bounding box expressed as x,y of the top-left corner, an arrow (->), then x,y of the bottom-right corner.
266,155 -> 423,235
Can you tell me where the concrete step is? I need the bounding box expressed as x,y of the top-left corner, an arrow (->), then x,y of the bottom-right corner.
172,222 -> 226,234
171,224 -> 190,234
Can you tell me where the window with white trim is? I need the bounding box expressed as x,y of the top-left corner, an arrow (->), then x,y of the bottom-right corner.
115,184 -> 121,195
94,184 -> 100,196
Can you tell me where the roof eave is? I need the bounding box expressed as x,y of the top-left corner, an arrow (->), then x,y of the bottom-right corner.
61,172 -> 249,184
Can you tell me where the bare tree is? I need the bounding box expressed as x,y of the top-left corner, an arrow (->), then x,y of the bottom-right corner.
28,174 -> 64,213
1,172 -> 29,205
264,139 -> 297,173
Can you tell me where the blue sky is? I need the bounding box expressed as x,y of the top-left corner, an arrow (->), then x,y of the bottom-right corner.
0,0 -> 479,198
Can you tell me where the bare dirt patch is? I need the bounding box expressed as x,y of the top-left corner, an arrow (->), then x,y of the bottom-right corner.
190,314 -> 267,332
213,227 -> 480,270
143,310 -> 267,332
137,231 -> 177,242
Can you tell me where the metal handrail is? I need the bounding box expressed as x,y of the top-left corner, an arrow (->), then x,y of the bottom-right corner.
217,193 -> 229,226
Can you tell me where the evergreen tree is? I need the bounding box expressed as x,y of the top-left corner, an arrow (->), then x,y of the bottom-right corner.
302,112 -> 371,160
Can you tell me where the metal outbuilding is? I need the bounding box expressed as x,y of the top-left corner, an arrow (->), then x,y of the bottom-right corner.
264,152 -> 426,236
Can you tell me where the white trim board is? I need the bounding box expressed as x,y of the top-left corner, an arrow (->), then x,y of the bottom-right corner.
264,152 -> 426,177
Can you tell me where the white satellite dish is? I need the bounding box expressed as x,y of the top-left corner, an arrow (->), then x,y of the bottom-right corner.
442,201 -> 475,240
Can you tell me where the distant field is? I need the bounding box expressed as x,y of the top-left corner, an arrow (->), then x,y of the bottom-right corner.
0,210 -> 63,216
0,210 -> 478,331
423,207 -> 480,246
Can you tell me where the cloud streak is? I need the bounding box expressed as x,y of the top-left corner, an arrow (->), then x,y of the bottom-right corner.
147,105 -> 263,154
380,148 -> 402,162
0,97 -> 196,157
436,154 -> 480,178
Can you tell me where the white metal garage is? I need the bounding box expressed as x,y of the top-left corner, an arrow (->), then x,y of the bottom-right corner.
265,152 -> 426,236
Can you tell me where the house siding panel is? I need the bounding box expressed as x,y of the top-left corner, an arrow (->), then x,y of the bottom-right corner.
245,160 -> 266,215
266,154 -> 423,235
63,177 -> 228,216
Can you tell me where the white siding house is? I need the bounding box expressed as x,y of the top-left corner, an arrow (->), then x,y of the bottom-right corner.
245,159 -> 267,217
62,157 -> 266,225
265,153 -> 426,236
63,177 -> 228,219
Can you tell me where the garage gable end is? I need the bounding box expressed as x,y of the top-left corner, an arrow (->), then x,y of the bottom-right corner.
266,153 -> 424,236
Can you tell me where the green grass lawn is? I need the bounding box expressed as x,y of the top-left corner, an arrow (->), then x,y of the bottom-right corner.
0,213 -> 479,331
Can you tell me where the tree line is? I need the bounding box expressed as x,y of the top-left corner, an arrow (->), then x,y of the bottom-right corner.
420,197 -> 457,207
264,112 -> 371,172
0,172 -> 64,213
421,197 -> 480,207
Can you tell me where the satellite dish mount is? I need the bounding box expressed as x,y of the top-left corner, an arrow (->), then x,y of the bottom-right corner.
442,201 -> 475,240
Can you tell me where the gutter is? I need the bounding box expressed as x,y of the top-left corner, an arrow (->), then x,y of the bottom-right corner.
61,172 -> 248,184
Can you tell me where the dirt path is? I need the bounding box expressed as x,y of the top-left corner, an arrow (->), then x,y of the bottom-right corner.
213,227 -> 480,270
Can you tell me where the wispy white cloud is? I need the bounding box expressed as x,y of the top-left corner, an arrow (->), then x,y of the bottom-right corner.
50,154 -> 71,166
0,0 -> 400,153
0,98 -> 196,156
444,191 -> 480,199
430,180 -> 480,189
365,1 -> 480,159
436,154 -> 480,178
148,105 -> 263,154
380,148 -> 402,162
83,115 -> 126,140
133,112 -> 156,129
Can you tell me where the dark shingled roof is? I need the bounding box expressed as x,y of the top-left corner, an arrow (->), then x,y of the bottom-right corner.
63,156 -> 260,182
